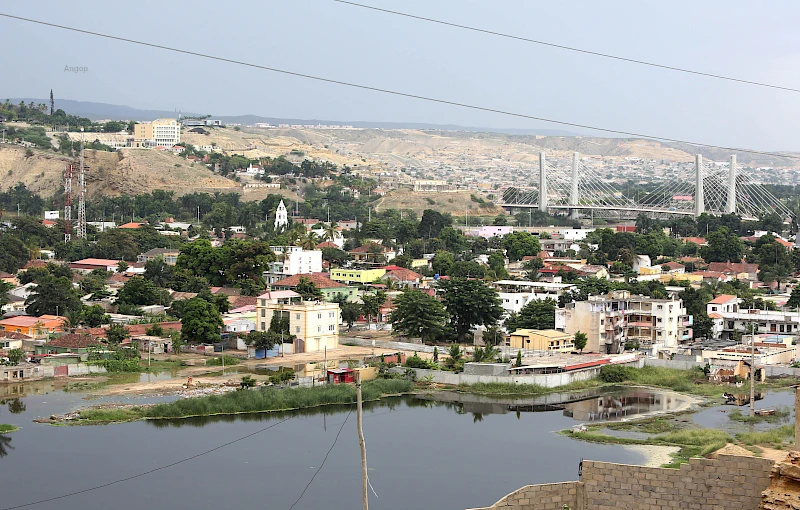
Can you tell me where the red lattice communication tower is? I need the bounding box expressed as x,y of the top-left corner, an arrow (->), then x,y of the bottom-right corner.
64,163 -> 72,243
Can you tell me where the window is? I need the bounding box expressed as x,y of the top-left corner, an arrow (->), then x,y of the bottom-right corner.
260,309 -> 265,317
260,322 -> 266,331
317,313 -> 322,319
329,312 -> 335,318
329,325 -> 335,331
657,305 -> 663,310
295,326 -> 301,333
295,313 -> 301,320
318,326 -> 322,332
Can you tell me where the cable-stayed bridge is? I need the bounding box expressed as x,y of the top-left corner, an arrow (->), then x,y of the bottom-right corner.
499,153 -> 793,221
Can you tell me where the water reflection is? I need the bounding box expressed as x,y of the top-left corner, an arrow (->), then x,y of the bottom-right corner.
4,399 -> 26,414
0,434 -> 12,458
562,392 -> 684,422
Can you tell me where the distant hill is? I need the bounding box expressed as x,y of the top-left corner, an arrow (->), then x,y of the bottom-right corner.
8,98 -> 579,136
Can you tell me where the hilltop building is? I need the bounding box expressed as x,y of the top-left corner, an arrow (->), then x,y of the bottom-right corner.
133,118 -> 181,148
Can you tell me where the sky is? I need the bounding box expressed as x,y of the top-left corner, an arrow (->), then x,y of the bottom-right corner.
2,0 -> 800,150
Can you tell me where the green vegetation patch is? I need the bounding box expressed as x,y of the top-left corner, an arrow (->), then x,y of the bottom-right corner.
205,355 -> 240,367
144,379 -> 413,420
0,424 -> 19,433
77,408 -> 144,423
735,425 -> 794,446
459,379 -> 602,396
728,407 -> 790,424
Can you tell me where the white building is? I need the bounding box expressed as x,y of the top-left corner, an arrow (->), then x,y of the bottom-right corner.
133,118 -> 181,148
274,200 -> 288,231
270,246 -> 323,275
492,280 -> 576,315
707,294 -> 800,340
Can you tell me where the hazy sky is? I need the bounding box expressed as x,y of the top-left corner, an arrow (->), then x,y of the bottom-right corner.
2,1 -> 800,150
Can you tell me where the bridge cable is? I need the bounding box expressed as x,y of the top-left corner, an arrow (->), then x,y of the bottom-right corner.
0,12 -> 798,160
331,0 -> 800,95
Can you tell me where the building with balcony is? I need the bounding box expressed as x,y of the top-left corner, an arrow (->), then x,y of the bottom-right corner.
329,268 -> 387,285
556,291 -> 692,353
706,295 -> 800,340
493,280 -> 577,315
255,290 -> 339,353
137,248 -> 180,265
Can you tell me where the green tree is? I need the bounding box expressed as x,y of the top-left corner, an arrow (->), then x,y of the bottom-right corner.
295,276 -> 323,301
433,346 -> 439,363
787,288 -> 800,309
418,209 -> 451,239
25,275 -> 82,316
106,323 -> 130,345
6,348 -> 25,365
487,252 -> 509,279
360,291 -> 386,327
389,290 -> 448,343
92,229 -> 140,261
0,234 -> 28,273
502,231 -> 542,262
515,349 -> 523,367
180,297 -> 223,344
431,251 -> 455,276
117,276 -> 171,306
699,227 -> 743,263
573,331 -> 588,352
340,302 -> 361,330
82,304 -> 110,327
510,299 -> 557,332
438,278 -> 504,342
143,256 -> 173,287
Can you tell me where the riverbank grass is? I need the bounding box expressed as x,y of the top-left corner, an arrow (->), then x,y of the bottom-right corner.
0,424 -> 19,433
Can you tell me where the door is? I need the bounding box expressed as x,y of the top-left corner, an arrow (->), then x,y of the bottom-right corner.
54,365 -> 68,377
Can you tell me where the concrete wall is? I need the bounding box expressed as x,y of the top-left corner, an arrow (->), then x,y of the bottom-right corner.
343,337 -> 437,354
642,358 -> 703,370
404,365 -> 605,388
470,455 -> 774,510
765,365 -> 800,378
581,455 -> 773,510
468,482 -> 583,510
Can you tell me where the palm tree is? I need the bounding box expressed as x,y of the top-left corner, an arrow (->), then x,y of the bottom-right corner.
288,224 -> 306,245
62,309 -> 83,333
323,221 -> 339,242
298,231 -> 320,250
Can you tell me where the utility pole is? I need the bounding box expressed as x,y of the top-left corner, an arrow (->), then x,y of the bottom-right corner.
355,371 -> 369,510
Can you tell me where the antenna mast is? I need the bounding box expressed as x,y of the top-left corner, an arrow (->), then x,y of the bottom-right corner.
77,129 -> 87,239
64,163 -> 72,243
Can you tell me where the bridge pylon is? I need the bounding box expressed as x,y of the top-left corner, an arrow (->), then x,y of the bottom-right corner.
694,154 -> 704,218
539,151 -> 548,213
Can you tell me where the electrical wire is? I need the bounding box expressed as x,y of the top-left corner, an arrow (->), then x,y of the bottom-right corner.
0,11 -> 798,160
332,0 -> 800,94
0,416 -> 293,510
288,407 -> 353,510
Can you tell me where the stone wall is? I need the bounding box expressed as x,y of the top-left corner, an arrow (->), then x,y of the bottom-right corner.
469,455 -> 774,510
468,482 -> 584,510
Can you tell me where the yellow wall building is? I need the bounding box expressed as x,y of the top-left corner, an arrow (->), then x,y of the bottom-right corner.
256,292 -> 339,353
505,329 -> 574,352
329,268 -> 386,284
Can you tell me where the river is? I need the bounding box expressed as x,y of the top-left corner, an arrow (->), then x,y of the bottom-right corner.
0,382 -> 680,510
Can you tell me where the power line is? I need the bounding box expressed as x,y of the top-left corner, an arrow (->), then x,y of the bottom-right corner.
288,408 -> 352,510
0,11 -> 797,160
332,0 -> 800,94
0,416 -> 292,510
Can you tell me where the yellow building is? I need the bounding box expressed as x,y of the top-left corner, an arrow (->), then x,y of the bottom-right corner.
134,118 -> 181,148
660,273 -> 703,285
638,266 -> 662,276
329,268 -> 386,285
505,329 -> 574,352
256,290 -> 339,353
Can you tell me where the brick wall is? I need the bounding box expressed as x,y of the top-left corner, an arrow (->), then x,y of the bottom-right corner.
468,482 -> 583,510
469,455 -> 774,510
581,455 -> 773,510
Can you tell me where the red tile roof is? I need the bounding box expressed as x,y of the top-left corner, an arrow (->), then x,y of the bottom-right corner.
70,258 -> 122,267
47,334 -> 101,349
662,261 -> 685,270
317,242 -> 339,249
349,242 -> 391,254
708,312 -> 724,319
0,331 -> 31,340
229,295 -> 258,309
273,273 -> 346,289
118,222 -> 144,229
707,262 -> 759,275
385,268 -> 422,282
709,294 -> 737,304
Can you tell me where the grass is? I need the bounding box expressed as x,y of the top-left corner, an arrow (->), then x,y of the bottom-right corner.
735,425 -> 794,446
141,359 -> 183,372
206,355 -> 240,367
145,379 -> 413,419
729,407 -> 791,424
604,416 -> 682,434
78,408 -> 143,423
0,424 -> 19,433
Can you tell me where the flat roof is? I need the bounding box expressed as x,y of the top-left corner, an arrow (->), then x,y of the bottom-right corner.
493,280 -> 576,289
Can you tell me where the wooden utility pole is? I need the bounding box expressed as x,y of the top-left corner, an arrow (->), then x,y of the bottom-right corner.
750,326 -> 756,417
355,371 -> 369,510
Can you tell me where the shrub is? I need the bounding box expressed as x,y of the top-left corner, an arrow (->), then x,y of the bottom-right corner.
206,355 -> 239,366
599,365 -> 636,382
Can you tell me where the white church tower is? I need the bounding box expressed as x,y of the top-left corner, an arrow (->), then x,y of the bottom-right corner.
274,200 -> 288,231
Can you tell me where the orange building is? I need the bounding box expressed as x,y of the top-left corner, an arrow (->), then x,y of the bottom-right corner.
0,315 -> 65,338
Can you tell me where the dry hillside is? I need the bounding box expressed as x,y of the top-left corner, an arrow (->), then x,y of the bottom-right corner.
373,189 -> 504,217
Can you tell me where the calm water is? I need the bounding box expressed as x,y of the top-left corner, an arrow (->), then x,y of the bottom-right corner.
0,384 -> 657,510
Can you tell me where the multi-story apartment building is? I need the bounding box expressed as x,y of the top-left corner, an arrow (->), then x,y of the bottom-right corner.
626,295 -> 693,348
556,291 -> 692,354
134,118 -> 181,148
256,290 -> 339,353
556,291 -> 628,354
493,280 -> 576,315
707,295 -> 800,340
270,246 -> 323,275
